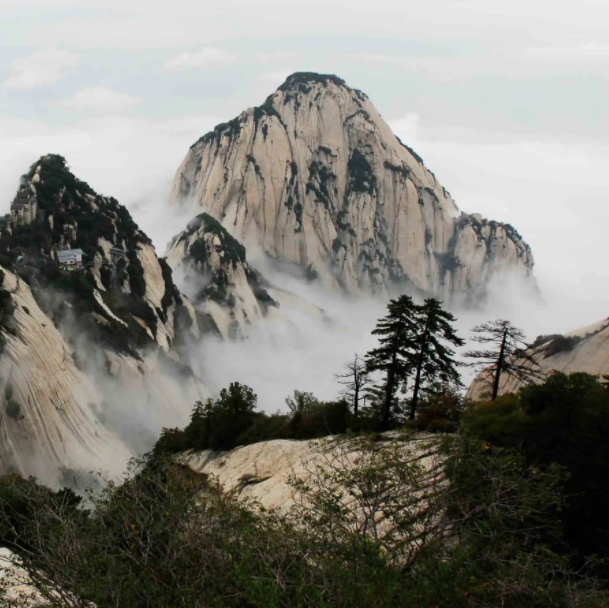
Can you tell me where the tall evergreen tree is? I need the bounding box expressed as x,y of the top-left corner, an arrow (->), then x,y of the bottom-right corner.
464,319 -> 542,400
408,298 -> 464,420
365,295 -> 419,430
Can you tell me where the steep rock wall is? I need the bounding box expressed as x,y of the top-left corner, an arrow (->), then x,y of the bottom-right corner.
0,156 -> 209,480
0,267 -> 130,482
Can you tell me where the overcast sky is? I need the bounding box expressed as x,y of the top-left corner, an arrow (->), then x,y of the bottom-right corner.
0,0 -> 607,332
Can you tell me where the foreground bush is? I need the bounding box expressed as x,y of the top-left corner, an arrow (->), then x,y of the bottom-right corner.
463,372 -> 609,560
0,434 -> 606,607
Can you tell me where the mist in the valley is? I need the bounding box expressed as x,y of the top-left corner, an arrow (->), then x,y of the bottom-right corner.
1,105 -> 608,456
99,177 -> 609,417
178,249 -> 608,414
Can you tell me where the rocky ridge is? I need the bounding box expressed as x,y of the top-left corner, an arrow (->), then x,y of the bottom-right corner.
0,156 -> 209,481
171,72 -> 533,301
166,213 -> 279,339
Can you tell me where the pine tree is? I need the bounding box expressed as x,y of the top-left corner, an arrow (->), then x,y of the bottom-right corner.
408,298 -> 464,420
365,295 -> 419,430
464,319 -> 542,400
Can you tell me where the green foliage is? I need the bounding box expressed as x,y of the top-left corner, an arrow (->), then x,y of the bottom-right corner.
383,161 -> 410,178
186,213 -> 246,268
406,384 -> 465,433
365,294 -> 419,430
0,280 -> 16,355
304,263 -> 318,282
543,334 -> 583,357
194,116 -> 242,148
347,149 -> 376,195
155,387 -> 357,455
407,298 -> 464,419
0,155 -> 165,359
5,400 -> 21,420
434,251 -> 461,275
285,391 -> 352,439
2,433 -> 608,607
276,72 -> 348,92
464,372 -> 609,560
465,319 -> 543,401
394,136 -> 425,165
307,160 -> 336,209
365,296 -> 464,429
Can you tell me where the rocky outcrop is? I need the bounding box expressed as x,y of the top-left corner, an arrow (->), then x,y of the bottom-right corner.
180,433 -> 438,511
166,213 -> 279,339
0,548 -> 45,606
468,317 -> 609,399
0,156 -> 209,481
171,72 -> 533,301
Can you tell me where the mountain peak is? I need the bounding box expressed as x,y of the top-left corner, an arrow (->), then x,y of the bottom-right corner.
276,72 -> 349,92
173,77 -> 533,301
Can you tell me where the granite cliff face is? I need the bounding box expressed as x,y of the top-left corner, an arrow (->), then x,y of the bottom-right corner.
467,317 -> 609,399
166,213 -> 279,339
171,72 -> 533,301
0,156 -> 207,481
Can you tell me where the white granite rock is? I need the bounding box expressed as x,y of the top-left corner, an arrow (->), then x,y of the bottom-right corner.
171,73 -> 533,300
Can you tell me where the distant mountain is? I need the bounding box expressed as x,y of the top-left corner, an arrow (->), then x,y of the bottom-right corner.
170,72 -> 533,301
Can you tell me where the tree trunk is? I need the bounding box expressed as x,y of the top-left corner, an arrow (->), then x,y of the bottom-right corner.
492,329 -> 508,401
381,354 -> 397,430
353,381 -> 359,420
409,317 -> 431,420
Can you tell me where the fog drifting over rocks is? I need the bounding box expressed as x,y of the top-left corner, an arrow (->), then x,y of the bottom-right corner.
0,102 -> 607,416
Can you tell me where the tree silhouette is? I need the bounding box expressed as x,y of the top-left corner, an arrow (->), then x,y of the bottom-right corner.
464,319 -> 542,400
408,298 -> 464,420
335,354 -> 370,420
365,295 -> 419,430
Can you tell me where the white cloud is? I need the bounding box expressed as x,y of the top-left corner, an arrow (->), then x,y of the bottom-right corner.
526,42 -> 609,58
390,114 -> 609,321
262,70 -> 295,86
388,114 -> 420,146
60,87 -> 141,113
347,53 -> 412,65
253,52 -> 297,61
2,48 -> 79,90
163,47 -> 236,71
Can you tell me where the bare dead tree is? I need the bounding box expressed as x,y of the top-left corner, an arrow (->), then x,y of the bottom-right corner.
464,319 -> 543,400
334,354 -> 371,420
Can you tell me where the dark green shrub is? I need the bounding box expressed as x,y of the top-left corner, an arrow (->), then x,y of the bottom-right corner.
464,372 -> 609,560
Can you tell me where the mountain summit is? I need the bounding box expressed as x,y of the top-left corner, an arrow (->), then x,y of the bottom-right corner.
170,72 -> 533,300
